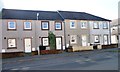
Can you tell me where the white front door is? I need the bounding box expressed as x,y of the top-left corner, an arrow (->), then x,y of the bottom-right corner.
104,35 -> 108,45
82,35 -> 87,46
56,37 -> 62,50
24,38 -> 32,53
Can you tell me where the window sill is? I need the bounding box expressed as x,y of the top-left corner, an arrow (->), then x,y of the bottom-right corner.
7,47 -> 17,49
7,29 -> 17,31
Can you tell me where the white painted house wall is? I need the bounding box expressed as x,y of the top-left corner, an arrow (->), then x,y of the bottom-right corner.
89,21 -> 111,45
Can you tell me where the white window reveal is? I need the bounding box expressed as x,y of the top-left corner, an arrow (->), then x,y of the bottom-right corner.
24,21 -> 32,29
70,35 -> 77,44
70,21 -> 75,28
8,21 -> 16,30
94,35 -> 99,43
81,21 -> 87,28
8,38 -> 16,48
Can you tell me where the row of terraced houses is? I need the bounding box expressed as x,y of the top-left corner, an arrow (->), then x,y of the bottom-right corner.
0,9 -> 113,57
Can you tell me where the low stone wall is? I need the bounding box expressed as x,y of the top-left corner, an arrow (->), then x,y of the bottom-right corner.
1,52 -> 24,59
1,51 -> 38,59
72,46 -> 93,52
102,44 -> 118,49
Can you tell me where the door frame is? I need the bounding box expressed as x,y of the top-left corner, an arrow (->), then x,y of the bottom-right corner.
55,36 -> 63,50
24,37 -> 32,53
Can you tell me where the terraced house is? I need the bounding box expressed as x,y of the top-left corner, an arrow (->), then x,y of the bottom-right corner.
1,9 -> 111,57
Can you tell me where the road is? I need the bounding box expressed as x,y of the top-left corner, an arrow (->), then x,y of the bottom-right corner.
2,48 -> 119,70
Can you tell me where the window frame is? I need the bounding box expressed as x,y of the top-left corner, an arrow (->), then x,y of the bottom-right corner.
7,38 -> 17,49
94,35 -> 100,43
70,35 -> 77,44
23,21 -> 32,30
70,21 -> 76,29
41,21 -> 49,30
103,22 -> 108,29
81,21 -> 87,29
55,21 -> 62,30
7,21 -> 17,31
93,22 -> 99,29
42,37 -> 49,46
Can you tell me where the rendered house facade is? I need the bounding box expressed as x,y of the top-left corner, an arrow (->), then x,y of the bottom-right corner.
58,11 -> 111,47
1,9 -> 111,54
110,19 -> 118,44
2,9 -> 65,54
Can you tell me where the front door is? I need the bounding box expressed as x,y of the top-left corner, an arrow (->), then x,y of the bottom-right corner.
24,38 -> 32,53
82,35 -> 87,46
56,37 -> 62,50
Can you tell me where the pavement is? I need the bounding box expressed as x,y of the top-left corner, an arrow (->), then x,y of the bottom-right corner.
2,48 -> 119,70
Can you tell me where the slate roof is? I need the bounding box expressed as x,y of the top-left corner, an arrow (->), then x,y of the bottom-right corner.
2,9 -> 63,20
58,11 -> 111,21
2,9 -> 111,21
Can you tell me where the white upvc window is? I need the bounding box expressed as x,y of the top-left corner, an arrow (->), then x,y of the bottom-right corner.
81,21 -> 87,28
70,35 -> 77,44
24,21 -> 32,30
103,22 -> 108,29
70,21 -> 75,28
93,22 -> 99,29
55,22 -> 62,30
8,38 -> 17,48
8,21 -> 16,30
41,21 -> 49,30
42,37 -> 49,46
94,35 -> 100,43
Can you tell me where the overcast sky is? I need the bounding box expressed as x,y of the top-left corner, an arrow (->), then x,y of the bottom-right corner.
0,0 -> 119,20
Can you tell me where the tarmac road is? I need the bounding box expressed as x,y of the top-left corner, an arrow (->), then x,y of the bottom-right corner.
2,48 -> 119,70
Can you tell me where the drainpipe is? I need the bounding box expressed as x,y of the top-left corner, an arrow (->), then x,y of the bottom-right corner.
57,10 -> 66,50
109,21 -> 111,45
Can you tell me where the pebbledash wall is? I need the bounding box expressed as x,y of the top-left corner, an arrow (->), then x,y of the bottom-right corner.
1,9 -> 111,55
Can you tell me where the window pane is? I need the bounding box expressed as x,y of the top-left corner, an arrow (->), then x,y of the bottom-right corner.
81,22 -> 87,28
42,22 -> 48,29
94,22 -> 99,29
8,22 -> 16,29
70,35 -> 77,44
70,21 -> 75,28
24,22 -> 31,29
94,35 -> 99,42
8,39 -> 16,47
42,38 -> 49,46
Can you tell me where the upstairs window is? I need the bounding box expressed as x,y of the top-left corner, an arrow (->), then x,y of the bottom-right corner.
8,21 -> 16,30
55,22 -> 62,30
93,22 -> 99,29
24,21 -> 32,30
103,22 -> 108,29
70,21 -> 75,28
41,21 -> 49,30
81,21 -> 87,28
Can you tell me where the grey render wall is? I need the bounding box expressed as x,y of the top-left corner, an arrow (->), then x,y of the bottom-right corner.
0,19 -> 2,53
64,19 -> 90,47
2,19 -> 36,52
89,21 -> 111,45
2,19 -> 65,53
